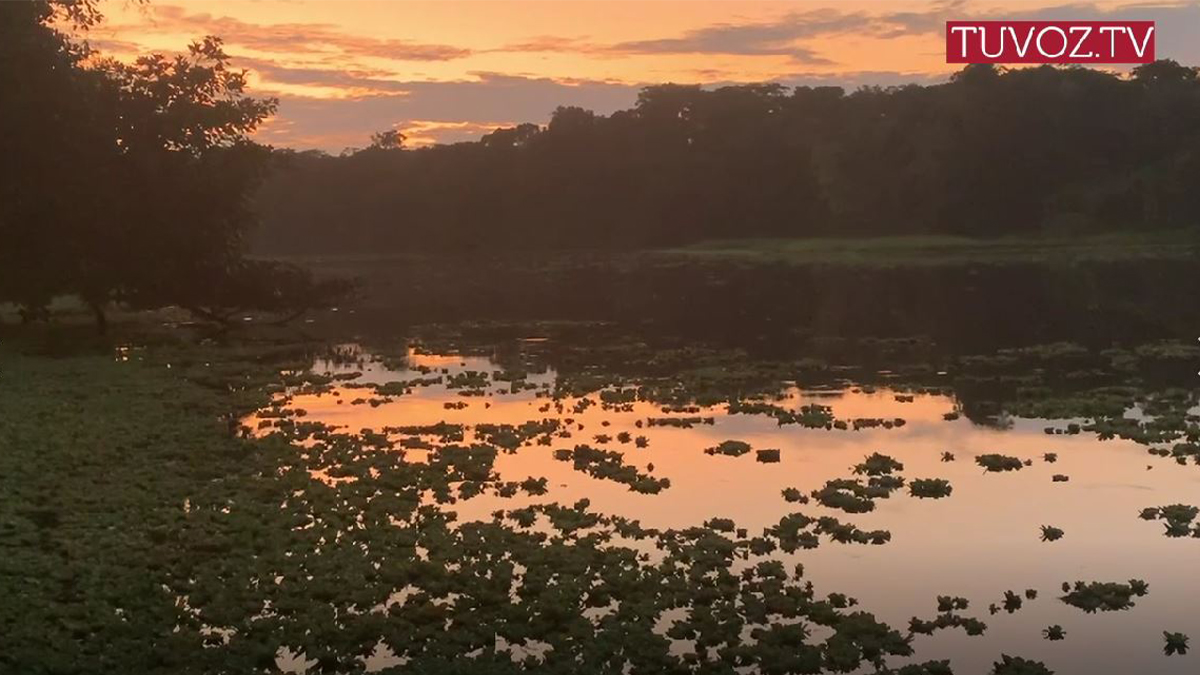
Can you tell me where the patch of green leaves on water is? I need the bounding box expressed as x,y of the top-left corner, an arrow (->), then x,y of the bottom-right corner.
704,440 -> 751,457
552,444 -> 669,493
991,654 -> 1054,674
1164,631 -> 1190,656
756,448 -> 781,463
909,478 -> 953,499
910,596 -> 986,637
1040,526 -> 1064,542
854,452 -> 904,476
1059,580 -> 1148,613
976,454 -> 1025,472
1138,504 -> 1200,538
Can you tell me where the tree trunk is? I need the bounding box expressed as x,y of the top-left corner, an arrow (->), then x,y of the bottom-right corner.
90,302 -> 108,335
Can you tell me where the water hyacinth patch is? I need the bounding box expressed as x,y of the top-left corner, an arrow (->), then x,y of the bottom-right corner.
909,478 -> 953,499
782,487 -> 809,503
854,452 -> 905,476
756,448 -> 781,463
1138,504 -> 1200,538
937,596 -> 970,612
992,654 -> 1054,674
1040,526 -> 1064,542
1164,632 -> 1190,656
704,439 -> 751,456
553,444 -> 670,493
977,454 -> 1025,472
1060,580 -> 1149,613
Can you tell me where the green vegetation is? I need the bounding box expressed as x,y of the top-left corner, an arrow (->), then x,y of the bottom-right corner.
977,454 -> 1025,472
704,439 -> 752,457
991,655 -> 1054,675
909,479 -> 953,499
937,596 -> 970,613
1139,504 -> 1200,538
1040,526 -> 1065,542
854,452 -> 905,476
756,448 -> 781,463
1060,580 -> 1149,613
553,445 -> 670,493
668,232 -> 1200,267
1164,632 -> 1190,656
2,333 -> 950,674
4,313 -> 1199,672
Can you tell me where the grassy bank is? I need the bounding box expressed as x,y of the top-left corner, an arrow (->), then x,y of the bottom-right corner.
663,231 -> 1200,266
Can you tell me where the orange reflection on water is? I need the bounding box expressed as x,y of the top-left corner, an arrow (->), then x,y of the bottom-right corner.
251,348 -> 1200,675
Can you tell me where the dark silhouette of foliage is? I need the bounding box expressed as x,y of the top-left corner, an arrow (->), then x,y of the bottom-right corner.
0,1 -> 343,330
254,62 -> 1200,254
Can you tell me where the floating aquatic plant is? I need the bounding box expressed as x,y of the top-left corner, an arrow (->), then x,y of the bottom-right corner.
1001,590 -> 1023,613
552,444 -> 670,493
705,440 -> 752,457
1164,632 -> 1190,656
1060,580 -> 1149,613
1138,504 -> 1200,538
909,611 -> 986,637
991,655 -> 1053,675
1042,625 -> 1066,641
937,596 -> 969,612
782,488 -> 809,504
854,452 -> 904,476
976,454 -> 1024,472
1040,526 -> 1064,542
811,479 -> 877,514
756,448 -> 781,463
909,478 -> 953,499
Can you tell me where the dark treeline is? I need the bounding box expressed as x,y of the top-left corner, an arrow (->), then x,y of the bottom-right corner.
256,62 -> 1200,253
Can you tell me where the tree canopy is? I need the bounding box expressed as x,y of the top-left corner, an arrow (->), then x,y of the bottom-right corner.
0,0 -> 346,329
255,61 -> 1200,254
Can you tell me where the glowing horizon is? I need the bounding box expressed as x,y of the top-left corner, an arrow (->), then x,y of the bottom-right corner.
82,0 -> 1200,149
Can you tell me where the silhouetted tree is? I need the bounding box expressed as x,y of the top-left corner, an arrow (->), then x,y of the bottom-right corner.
368,129 -> 406,150
0,0 -> 347,331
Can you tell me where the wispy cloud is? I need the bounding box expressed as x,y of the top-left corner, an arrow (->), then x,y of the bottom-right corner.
135,4 -> 472,61
574,1 -> 968,65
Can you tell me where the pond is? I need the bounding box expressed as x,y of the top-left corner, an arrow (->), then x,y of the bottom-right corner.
248,324 -> 1200,675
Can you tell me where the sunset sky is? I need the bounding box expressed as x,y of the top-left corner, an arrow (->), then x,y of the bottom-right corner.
85,0 -> 1200,149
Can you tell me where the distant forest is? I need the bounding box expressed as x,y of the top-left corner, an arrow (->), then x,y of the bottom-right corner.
254,61 -> 1200,253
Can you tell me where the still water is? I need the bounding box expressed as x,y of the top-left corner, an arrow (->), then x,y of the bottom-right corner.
251,336 -> 1200,675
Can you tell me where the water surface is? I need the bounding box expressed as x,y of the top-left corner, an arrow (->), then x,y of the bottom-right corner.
251,337 -> 1200,674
